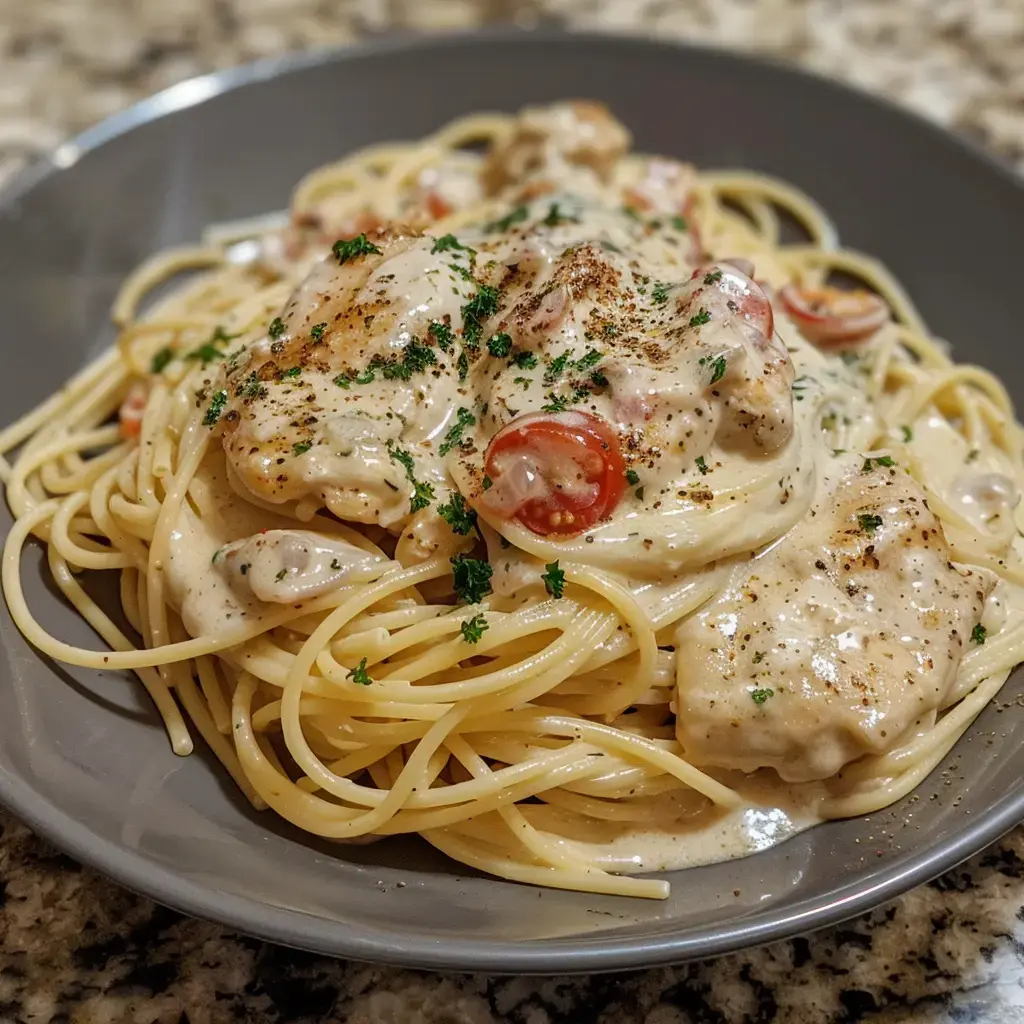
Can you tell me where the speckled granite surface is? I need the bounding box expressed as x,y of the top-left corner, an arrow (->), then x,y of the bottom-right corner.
4,2 -> 1024,1022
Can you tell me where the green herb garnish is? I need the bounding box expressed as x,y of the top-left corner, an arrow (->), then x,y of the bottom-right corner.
237,372 -> 268,401
626,469 -> 640,486
347,657 -> 373,685
268,317 -> 286,339
439,407 -> 476,456
695,456 -> 709,475
901,425 -> 914,443
486,204 -> 528,233
512,350 -> 538,370
151,347 -> 174,374
431,234 -> 472,254
709,355 -> 727,385
651,283 -> 671,305
388,445 -> 435,513
451,554 -> 493,604
460,614 -> 489,644
857,513 -> 883,534
437,492 -> 477,536
429,320 -> 455,352
332,233 -> 382,265
971,623 -> 987,645
751,688 -> 774,705
292,440 -> 313,456
487,333 -> 513,358
542,561 -> 566,599
862,456 -> 896,472
202,390 -> 228,426
310,322 -> 327,343
278,366 -> 302,380
461,285 -> 500,346
752,651 -> 765,664
671,215 -> 688,231
689,308 -> 712,328
703,269 -> 723,285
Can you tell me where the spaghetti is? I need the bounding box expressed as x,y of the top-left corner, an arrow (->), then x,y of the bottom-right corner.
4,102 -> 1023,899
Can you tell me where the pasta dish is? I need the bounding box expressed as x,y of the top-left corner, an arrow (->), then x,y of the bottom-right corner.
4,102 -> 1023,899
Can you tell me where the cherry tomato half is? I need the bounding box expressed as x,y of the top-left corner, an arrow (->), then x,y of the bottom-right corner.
779,283 -> 889,348
481,411 -> 627,536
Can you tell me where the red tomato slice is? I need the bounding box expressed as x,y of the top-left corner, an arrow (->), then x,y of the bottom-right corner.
482,411 -> 627,536
425,192 -> 453,220
779,283 -> 888,348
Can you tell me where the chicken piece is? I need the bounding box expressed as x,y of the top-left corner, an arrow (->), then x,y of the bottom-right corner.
674,457 -> 993,782
482,101 -> 631,195
218,226 -> 471,527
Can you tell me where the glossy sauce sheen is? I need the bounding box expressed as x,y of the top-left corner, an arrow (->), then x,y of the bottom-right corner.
167,103 -> 1008,869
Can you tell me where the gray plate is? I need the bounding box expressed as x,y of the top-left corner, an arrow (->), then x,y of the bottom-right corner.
1,29 -> 1023,974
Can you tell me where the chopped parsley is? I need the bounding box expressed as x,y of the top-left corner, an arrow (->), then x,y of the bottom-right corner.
486,204 -> 528,233
626,469 -> 640,486
388,445 -> 435,513
451,554 -> 493,604
439,407 -> 476,456
292,440 -> 313,456
862,455 -> 896,472
368,339 -> 436,382
857,512 -> 883,534
460,614 -> 489,644
651,283 -> 671,305
431,233 -> 472,254
966,449 -> 980,463
332,233 -> 382,265
511,350 -> 538,370
333,373 -> 352,389
437,492 -> 477,535
671,214 -> 688,231
429,320 -> 455,352
487,333 -> 513,358
689,308 -> 712,328
695,456 -> 709,475
543,202 -> 578,227
541,394 -> 570,413
354,369 -> 376,385
187,341 -> 225,366
202,390 -> 228,426
703,269 -> 723,285
310,322 -> 327,343
237,372 -> 268,401
268,317 -> 286,339
970,623 -> 987,645
481,475 -> 493,491
900,425 -> 914,443
752,651 -> 765,664
709,355 -> 727,385
456,350 -> 470,383
278,366 -> 302,380
544,352 -> 573,383
575,349 -> 603,372
542,561 -> 566,599
346,657 -> 373,685
275,568 -> 288,582
461,285 -> 500,346
751,688 -> 774,705
150,347 -> 174,374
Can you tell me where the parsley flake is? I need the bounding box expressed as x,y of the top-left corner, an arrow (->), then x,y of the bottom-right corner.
439,407 -> 476,456
461,285 -> 500,346
690,308 -> 712,328
651,283 -> 671,305
451,554 -> 493,604
150,347 -> 174,374
971,623 -> 987,645
429,320 -> 455,352
486,204 -> 528,233
703,269 -> 723,284
487,333 -> 513,358
278,366 -> 302,380
460,614 -> 489,644
695,456 -> 709,475
388,445 -> 435,513
237,372 -> 268,401
709,355 -> 727,385
670,215 -> 688,231
481,475 -> 493,491
346,657 -> 373,685
857,513 -> 883,534
437,492 -> 477,536
332,233 -> 382,265
268,317 -> 286,339
752,651 -> 765,664
626,469 -> 640,486
310,322 -> 327,343
202,390 -> 228,426
900,425 -> 914,443
862,455 -> 896,472
751,688 -> 774,705
431,234 -> 472,254
511,350 -> 538,370
542,561 -> 566,599
292,440 -> 313,456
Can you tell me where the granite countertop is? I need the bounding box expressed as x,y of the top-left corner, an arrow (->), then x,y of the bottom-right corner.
4,2 -> 1024,1022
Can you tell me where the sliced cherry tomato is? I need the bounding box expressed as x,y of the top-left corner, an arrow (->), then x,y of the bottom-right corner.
481,411 -> 627,536
425,192 -> 453,220
118,383 -> 147,439
779,283 -> 889,348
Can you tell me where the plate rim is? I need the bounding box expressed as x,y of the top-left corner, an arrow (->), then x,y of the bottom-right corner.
2,25 -> 1023,973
